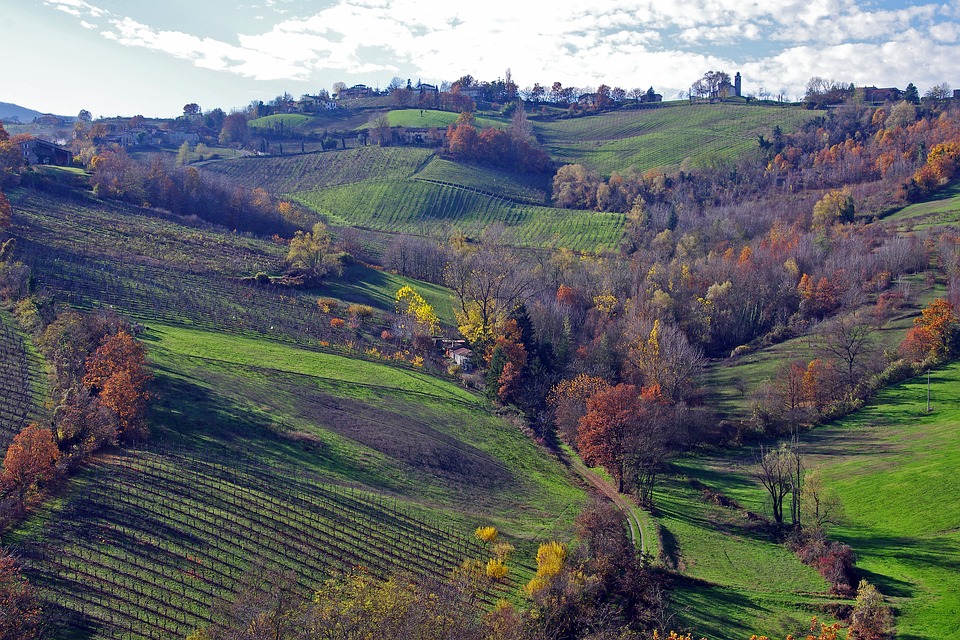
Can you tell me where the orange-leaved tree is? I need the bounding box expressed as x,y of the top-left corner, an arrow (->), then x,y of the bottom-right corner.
900,298 -> 959,361
2,423 -> 60,505
0,549 -> 43,639
83,330 -> 151,441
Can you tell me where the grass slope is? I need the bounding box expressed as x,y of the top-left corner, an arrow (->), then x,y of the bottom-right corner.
376,109 -> 508,130
805,362 -> 960,639
200,146 -> 433,195
415,157 -> 551,204
655,467 -> 833,640
292,179 -> 625,252
6,184 -> 587,637
8,189 -> 458,342
534,103 -> 818,176
883,181 -> 960,231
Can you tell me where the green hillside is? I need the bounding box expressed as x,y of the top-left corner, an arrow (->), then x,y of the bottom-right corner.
200,146 -> 433,195
810,362 -> 960,639
3,187 -> 587,639
533,103 -> 818,176
375,109 -> 508,130
291,178 -> 625,251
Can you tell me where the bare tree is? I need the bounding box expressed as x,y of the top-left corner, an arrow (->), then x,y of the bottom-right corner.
817,312 -> 878,401
756,439 -> 803,529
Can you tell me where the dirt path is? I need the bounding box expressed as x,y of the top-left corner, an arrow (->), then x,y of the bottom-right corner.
565,453 -> 649,555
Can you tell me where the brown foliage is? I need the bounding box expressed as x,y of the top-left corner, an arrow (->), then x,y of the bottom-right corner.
2,424 -> 60,504
0,550 -> 43,639
83,330 -> 151,440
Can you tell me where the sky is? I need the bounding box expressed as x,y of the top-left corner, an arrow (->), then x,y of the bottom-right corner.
4,0 -> 960,118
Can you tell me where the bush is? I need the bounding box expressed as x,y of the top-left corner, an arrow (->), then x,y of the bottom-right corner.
329,317 -> 345,329
317,297 -> 338,313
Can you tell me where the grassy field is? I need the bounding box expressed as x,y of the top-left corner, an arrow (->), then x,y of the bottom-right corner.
533,103 -> 818,176
292,178 -> 625,251
199,146 -> 433,195
415,157 -> 551,204
654,467 -> 835,639
4,184 -> 588,638
805,362 -> 960,639
882,181 -> 960,231
374,109 -> 508,130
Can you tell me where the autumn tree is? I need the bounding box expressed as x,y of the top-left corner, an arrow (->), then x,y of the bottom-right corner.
395,285 -> 440,338
848,580 -> 895,640
445,239 -> 531,353
219,112 -> 250,146
83,330 -> 152,441
0,123 -> 24,187
756,439 -> 803,528
286,222 -> 334,278
816,312 -> 879,401
812,189 -> 855,231
628,318 -> 705,402
801,468 -> 844,532
2,424 -> 60,505
577,384 -> 672,501
548,374 -> 610,445
0,550 -> 43,639
900,298 -> 959,361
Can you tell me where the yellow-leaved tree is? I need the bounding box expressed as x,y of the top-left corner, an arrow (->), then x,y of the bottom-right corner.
395,286 -> 440,337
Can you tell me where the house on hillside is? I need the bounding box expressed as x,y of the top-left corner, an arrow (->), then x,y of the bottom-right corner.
863,86 -> 901,104
416,81 -> 439,96
166,132 -> 200,147
337,84 -> 374,100
19,139 -> 71,165
447,347 -> 474,370
33,114 -> 67,126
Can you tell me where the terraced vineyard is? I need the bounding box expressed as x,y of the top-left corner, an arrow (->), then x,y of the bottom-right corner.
200,146 -> 432,195
3,185 -> 586,638
415,157 -> 550,204
8,190 -> 446,352
533,102 -> 819,176
10,449 -> 486,640
0,313 -> 44,450
293,179 -> 625,251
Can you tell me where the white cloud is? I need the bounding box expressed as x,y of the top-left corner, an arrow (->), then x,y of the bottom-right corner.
37,0 -> 960,102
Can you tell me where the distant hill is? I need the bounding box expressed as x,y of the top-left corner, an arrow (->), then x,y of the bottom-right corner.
0,101 -> 61,123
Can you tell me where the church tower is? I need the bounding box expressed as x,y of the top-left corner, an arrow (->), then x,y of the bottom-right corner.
735,72 -> 742,98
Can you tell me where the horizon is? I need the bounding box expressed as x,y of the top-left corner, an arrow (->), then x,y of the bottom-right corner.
5,0 -> 960,118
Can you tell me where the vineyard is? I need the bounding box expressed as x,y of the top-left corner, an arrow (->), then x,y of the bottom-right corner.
533,102 -> 819,176
377,109 -> 508,130
3,183 -> 587,637
0,312 -> 44,451
7,190 -> 451,351
292,179 -> 625,251
415,157 -> 551,204
200,146 -> 432,195
9,448 -> 488,640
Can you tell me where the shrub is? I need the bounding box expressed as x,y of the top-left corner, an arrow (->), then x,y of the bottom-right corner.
329,317 -> 345,329
485,558 -> 508,580
475,526 -> 498,543
317,297 -> 338,313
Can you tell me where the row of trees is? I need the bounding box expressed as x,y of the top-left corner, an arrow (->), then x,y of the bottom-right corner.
444,111 -> 551,174
88,148 -> 299,236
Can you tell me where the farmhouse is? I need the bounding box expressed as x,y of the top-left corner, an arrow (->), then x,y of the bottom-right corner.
863,86 -> 901,104
337,84 -> 374,100
448,347 -> 474,370
19,139 -> 71,165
